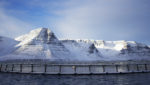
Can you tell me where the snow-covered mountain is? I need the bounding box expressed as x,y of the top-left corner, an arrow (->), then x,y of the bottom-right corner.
0,28 -> 72,60
0,28 -> 102,61
61,40 -> 150,60
0,28 -> 150,61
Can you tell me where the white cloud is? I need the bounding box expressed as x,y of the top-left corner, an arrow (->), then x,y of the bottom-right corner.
0,8 -> 33,38
50,0 -> 146,41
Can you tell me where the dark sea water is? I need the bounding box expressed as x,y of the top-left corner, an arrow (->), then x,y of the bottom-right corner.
0,73 -> 150,85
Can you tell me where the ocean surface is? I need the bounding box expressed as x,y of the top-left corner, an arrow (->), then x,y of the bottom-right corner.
0,72 -> 150,85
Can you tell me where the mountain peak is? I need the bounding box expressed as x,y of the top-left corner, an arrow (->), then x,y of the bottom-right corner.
30,27 -> 52,34
31,27 -> 57,42
16,27 -> 59,45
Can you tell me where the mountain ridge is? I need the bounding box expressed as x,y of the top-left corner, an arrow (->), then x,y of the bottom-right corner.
0,27 -> 150,61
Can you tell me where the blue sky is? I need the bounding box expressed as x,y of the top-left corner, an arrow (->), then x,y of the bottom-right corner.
0,0 -> 150,44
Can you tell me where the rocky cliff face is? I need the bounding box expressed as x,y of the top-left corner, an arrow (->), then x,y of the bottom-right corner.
120,42 -> 150,56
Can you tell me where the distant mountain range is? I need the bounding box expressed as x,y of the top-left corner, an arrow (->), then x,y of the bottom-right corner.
0,28 -> 150,61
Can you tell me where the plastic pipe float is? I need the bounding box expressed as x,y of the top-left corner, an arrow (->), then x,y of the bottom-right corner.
0,64 -> 150,74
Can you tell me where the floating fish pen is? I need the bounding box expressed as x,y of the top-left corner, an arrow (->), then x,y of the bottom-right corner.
0,60 -> 150,74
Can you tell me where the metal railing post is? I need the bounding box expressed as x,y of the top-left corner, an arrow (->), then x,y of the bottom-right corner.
137,64 -> 139,71
59,65 -> 61,74
89,65 -> 92,74
127,65 -> 129,71
44,64 -> 47,73
0,64 -> 2,72
102,65 -> 105,72
31,64 -> 33,72
5,64 -> 8,72
20,64 -> 22,72
12,64 -> 14,72
116,65 -> 118,72
145,64 -> 147,71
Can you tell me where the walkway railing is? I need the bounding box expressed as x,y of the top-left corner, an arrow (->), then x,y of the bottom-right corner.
0,64 -> 150,74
